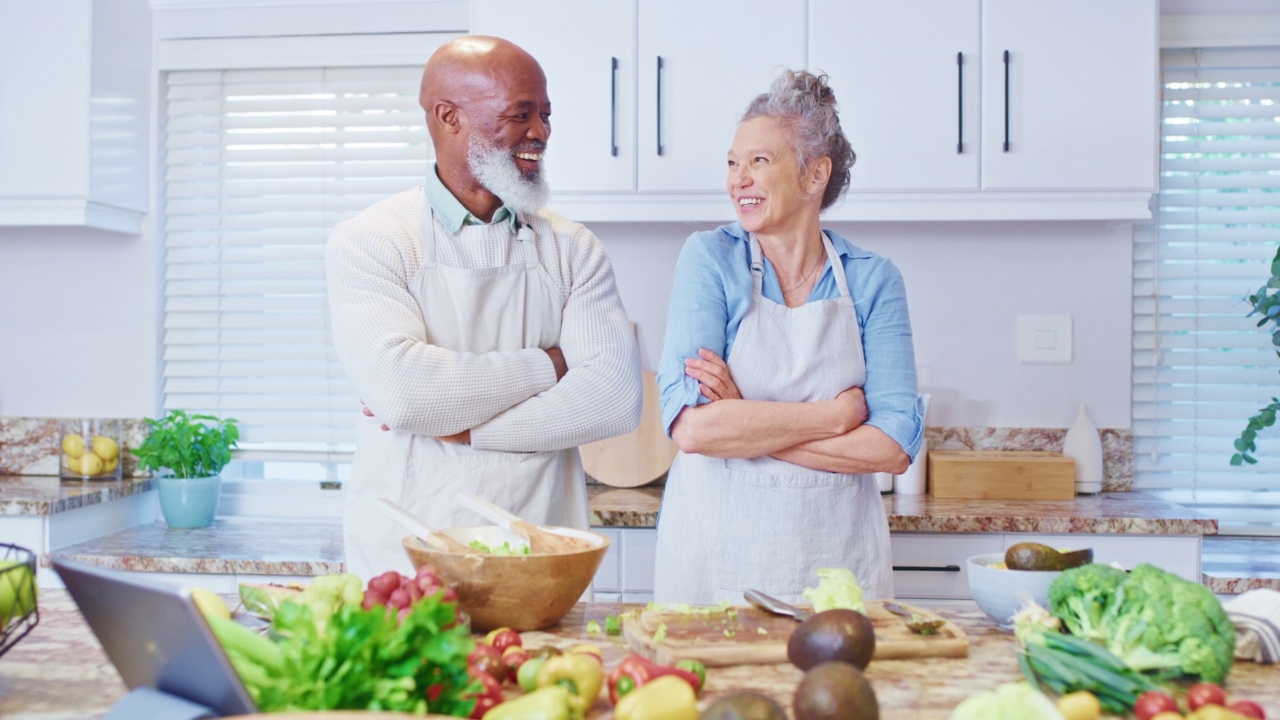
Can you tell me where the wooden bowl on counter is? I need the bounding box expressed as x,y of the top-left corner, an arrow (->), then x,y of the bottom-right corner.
402,525 -> 610,632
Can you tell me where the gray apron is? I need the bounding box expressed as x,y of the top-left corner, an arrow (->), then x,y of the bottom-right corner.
653,232 -> 894,604
343,192 -> 588,581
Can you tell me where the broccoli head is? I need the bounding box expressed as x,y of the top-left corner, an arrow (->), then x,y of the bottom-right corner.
1101,564 -> 1235,684
1048,563 -> 1128,641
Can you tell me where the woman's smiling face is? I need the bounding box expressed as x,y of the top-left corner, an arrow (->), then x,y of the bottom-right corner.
727,116 -> 821,237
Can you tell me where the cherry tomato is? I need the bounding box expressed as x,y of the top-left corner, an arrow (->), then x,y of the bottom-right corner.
501,649 -> 529,682
1187,683 -> 1228,711
466,671 -> 504,719
1231,700 -> 1268,720
1134,691 -> 1180,720
486,628 -> 522,653
467,644 -> 506,682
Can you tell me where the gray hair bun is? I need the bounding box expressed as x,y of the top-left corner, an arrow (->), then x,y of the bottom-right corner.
742,70 -> 855,211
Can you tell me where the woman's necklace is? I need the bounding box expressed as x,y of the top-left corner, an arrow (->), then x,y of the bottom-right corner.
778,254 -> 824,298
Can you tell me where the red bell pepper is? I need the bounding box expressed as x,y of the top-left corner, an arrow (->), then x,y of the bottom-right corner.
606,654 -> 704,705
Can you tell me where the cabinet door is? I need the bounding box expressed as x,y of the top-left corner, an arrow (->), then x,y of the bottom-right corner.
1006,534 -> 1201,583
636,0 -> 806,193
809,0 -> 980,191
471,0 -> 636,193
981,0 -> 1157,191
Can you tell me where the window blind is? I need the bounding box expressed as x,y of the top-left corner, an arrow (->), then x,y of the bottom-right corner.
1134,47 -> 1280,533
161,66 -> 431,465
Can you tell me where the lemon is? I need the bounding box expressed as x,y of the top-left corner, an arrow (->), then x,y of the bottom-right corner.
63,454 -> 81,474
91,436 -> 119,462
191,587 -> 232,620
61,434 -> 85,459
102,456 -> 119,474
79,452 -> 104,476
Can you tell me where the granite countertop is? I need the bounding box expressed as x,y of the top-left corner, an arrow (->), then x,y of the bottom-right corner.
3,590 -> 1278,720
0,475 -> 154,516
589,484 -> 1217,535
4,475 -> 1216,536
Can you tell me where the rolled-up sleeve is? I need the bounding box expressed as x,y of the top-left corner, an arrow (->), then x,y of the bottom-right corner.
857,257 -> 924,460
658,234 -> 729,437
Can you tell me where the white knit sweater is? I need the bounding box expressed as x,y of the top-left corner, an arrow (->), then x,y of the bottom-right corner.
325,187 -> 642,452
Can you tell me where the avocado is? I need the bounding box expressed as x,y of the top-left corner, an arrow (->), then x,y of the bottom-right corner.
701,691 -> 788,720
793,661 -> 879,720
1004,542 -> 1093,571
786,608 -> 876,671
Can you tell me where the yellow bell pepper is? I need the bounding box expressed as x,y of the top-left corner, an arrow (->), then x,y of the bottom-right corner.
613,675 -> 698,720
536,651 -> 603,716
481,686 -> 574,720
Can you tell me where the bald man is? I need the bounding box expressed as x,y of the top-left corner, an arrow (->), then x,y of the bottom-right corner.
325,37 -> 642,580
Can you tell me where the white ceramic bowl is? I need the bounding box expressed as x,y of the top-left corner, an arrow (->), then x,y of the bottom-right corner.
967,553 -> 1062,629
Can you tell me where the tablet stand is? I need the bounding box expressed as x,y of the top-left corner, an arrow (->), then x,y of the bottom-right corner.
105,687 -> 218,720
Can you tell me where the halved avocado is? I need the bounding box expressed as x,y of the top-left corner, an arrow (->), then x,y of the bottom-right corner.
1004,542 -> 1094,571
1057,547 -> 1094,569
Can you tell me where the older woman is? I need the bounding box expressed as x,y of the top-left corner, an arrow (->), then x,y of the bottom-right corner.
653,71 -> 923,605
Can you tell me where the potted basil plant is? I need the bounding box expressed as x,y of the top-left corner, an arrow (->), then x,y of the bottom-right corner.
132,410 -> 239,528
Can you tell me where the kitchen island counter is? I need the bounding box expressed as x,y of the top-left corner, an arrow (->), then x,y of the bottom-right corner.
3,590 -> 1278,719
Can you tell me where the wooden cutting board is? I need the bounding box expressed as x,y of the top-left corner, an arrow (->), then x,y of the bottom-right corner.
622,601 -> 968,667
579,369 -> 678,487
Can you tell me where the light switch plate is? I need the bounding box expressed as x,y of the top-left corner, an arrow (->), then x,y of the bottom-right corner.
1018,314 -> 1072,364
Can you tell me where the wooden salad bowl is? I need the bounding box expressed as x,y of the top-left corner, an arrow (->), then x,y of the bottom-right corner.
402,525 -> 610,632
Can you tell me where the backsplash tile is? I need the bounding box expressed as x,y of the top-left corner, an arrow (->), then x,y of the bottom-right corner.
2,417 -> 1134,492
927,426 -> 1133,492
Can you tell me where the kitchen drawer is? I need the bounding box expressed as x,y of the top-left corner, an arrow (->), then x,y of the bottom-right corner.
890,533 -> 1003,599
621,528 -> 658,593
592,528 -> 621,593
1006,534 -> 1201,582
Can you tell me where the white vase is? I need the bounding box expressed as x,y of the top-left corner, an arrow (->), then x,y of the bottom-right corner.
1062,403 -> 1103,494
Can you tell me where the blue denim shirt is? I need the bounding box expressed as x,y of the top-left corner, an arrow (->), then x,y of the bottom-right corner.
657,222 -> 924,460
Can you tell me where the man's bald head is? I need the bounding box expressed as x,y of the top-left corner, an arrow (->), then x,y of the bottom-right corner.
417,35 -> 542,139
419,36 -> 551,220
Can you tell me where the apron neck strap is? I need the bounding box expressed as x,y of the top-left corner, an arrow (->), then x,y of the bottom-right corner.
821,232 -> 851,299
748,232 -> 851,300
747,235 -> 766,298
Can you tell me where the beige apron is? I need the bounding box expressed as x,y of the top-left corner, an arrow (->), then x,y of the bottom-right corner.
343,192 -> 588,581
653,232 -> 894,604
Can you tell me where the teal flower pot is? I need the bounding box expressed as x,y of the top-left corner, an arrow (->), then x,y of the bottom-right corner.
157,475 -> 221,528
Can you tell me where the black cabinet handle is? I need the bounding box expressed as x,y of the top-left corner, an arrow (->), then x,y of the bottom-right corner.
610,57 -> 619,157
956,52 -> 964,154
656,56 -> 664,156
1002,50 -> 1011,152
893,565 -> 962,573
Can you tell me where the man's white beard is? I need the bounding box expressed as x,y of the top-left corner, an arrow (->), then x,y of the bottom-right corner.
466,136 -> 551,217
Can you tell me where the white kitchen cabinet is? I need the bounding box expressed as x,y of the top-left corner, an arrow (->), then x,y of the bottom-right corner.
470,0 -> 635,194
809,0 -> 1156,216
0,0 -> 151,233
891,533 -> 1003,600
472,0 -> 805,198
634,0 -> 806,193
1006,534 -> 1201,583
980,0 -> 1158,191
591,526 -> 656,601
891,532 -> 1203,600
810,0 -> 981,192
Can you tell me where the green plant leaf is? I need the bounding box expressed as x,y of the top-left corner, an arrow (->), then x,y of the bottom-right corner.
133,410 -> 239,479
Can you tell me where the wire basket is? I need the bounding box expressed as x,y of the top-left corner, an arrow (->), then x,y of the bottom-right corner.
0,543 -> 38,659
